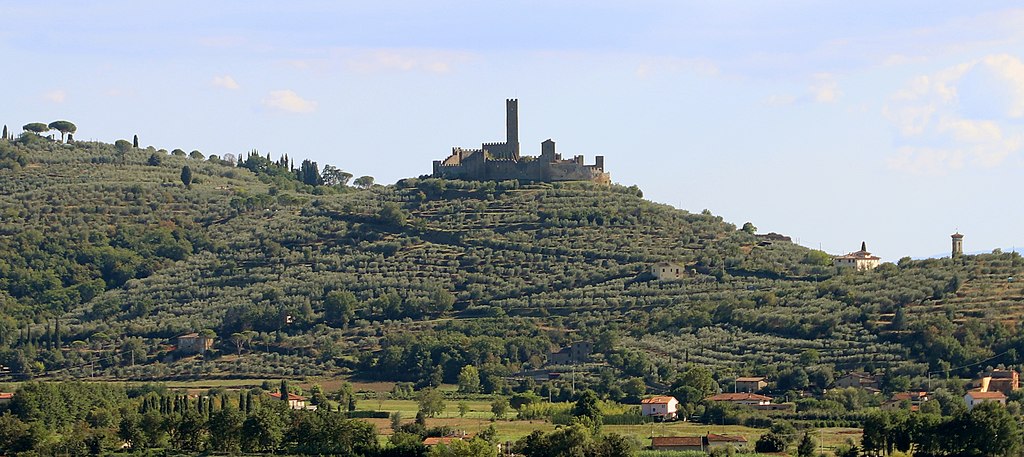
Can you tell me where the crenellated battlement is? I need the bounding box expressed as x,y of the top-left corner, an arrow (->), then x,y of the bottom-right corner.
433,99 -> 610,184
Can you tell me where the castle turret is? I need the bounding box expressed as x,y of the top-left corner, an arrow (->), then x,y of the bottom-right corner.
952,232 -> 964,258
506,99 -> 520,159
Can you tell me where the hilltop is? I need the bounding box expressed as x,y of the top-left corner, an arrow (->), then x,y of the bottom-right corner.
1,133 -> 1023,397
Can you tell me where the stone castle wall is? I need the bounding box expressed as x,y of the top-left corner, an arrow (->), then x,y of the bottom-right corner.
432,100 -> 610,183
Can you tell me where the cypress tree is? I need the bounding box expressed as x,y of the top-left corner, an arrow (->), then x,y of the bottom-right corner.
54,318 -> 61,348
2,125 -> 6,140
133,134 -> 139,148
181,165 -> 193,188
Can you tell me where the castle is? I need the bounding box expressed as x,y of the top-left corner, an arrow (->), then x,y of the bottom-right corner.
432,99 -> 610,183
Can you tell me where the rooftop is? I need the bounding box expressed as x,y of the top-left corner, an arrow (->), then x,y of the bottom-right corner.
641,396 -> 677,404
707,392 -> 772,402
967,391 -> 1007,399
651,436 -> 703,447
707,433 -> 748,443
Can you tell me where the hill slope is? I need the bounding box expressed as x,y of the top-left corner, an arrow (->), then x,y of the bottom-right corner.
1,136 -> 1023,395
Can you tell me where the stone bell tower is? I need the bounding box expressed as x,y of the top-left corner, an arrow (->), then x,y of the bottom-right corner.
952,232 -> 964,258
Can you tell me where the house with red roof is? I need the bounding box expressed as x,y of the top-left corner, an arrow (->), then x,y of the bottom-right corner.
0,392 -> 13,405
269,392 -> 309,410
651,436 -> 704,452
651,434 -> 748,452
423,436 -> 463,446
882,392 -> 929,411
706,392 -> 773,406
833,242 -> 881,271
640,396 -> 679,420
965,391 -> 1007,410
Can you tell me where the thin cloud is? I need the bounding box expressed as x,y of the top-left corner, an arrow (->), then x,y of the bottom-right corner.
212,75 -> 240,90
44,89 -> 66,103
884,54 -> 1024,174
263,90 -> 317,113
809,73 -> 841,103
633,56 -> 720,79
343,48 -> 472,74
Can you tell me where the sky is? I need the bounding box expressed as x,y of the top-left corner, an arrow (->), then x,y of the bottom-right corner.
2,1 -> 1024,261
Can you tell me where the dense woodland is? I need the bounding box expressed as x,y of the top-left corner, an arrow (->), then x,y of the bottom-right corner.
2,125 -> 1024,455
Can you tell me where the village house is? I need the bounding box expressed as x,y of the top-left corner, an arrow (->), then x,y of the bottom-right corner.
0,392 -> 13,406
176,332 -> 214,355
651,436 -> 703,452
964,391 -> 1007,410
973,369 -> 1019,396
269,392 -> 309,410
706,392 -> 773,406
423,437 -> 464,447
650,434 -> 748,453
706,434 -> 749,451
548,341 -> 592,365
834,372 -> 880,391
833,242 -> 881,271
882,392 -> 929,411
640,396 -> 679,420
651,261 -> 686,280
733,377 -> 767,393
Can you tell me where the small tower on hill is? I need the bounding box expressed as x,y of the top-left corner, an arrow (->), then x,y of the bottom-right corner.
952,232 -> 964,258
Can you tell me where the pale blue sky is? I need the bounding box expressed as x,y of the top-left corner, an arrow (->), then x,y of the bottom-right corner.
3,1 -> 1024,260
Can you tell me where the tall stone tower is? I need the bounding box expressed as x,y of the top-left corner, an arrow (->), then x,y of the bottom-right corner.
952,232 -> 964,258
506,99 -> 520,159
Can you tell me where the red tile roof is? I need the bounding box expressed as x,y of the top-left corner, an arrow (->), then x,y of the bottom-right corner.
0,393 -> 13,400
891,391 -> 928,401
651,436 -> 703,447
967,391 -> 1007,399
641,396 -> 677,404
734,377 -> 766,382
423,437 -> 463,446
707,392 -> 772,402
269,392 -> 306,401
707,433 -> 748,443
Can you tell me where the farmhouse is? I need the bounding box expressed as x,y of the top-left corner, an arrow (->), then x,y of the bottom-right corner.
651,261 -> 686,280
650,434 -> 748,452
882,392 -> 929,411
640,396 -> 679,420
964,391 -> 1007,410
733,377 -> 767,393
269,392 -> 309,410
176,332 -> 214,354
706,392 -> 773,406
833,242 -> 881,271
973,369 -> 1019,396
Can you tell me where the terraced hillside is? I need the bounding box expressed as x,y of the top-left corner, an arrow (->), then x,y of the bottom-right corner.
1,135 -> 1023,397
